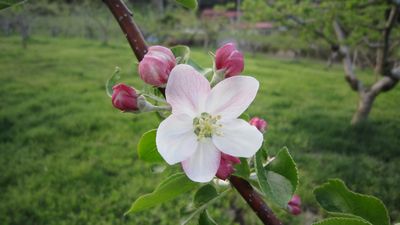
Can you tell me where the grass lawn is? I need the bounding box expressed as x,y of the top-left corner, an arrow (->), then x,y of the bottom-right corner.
1,37 -> 399,225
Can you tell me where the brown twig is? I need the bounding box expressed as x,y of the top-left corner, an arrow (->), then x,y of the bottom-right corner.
103,1 -> 282,224
103,0 -> 148,61
229,176 -> 283,225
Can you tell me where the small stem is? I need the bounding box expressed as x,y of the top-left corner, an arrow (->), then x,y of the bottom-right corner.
152,105 -> 171,111
141,93 -> 167,103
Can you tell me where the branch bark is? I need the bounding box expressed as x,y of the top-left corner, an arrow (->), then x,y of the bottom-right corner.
375,5 -> 399,75
333,17 -> 400,124
229,176 -> 283,225
332,3 -> 400,124
103,1 -> 282,224
103,0 -> 148,61
333,20 -> 363,92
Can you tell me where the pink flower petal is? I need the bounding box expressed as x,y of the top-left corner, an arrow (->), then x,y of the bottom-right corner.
166,64 -> 211,117
156,114 -> 198,164
182,140 -> 221,182
212,119 -> 263,157
206,76 -> 259,120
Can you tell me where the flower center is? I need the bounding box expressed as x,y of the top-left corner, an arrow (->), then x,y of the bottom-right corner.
193,112 -> 222,140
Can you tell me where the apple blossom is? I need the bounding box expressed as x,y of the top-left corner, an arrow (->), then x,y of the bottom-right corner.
215,43 -> 244,78
216,153 -> 241,180
287,195 -> 301,215
156,64 -> 263,182
249,117 -> 268,133
138,45 -> 176,87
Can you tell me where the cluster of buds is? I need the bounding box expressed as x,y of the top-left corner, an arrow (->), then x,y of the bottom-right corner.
111,46 -> 175,112
111,43 -> 245,113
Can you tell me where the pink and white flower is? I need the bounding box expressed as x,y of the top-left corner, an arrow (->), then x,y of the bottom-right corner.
156,64 -> 263,182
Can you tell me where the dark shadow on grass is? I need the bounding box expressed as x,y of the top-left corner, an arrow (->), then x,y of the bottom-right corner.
291,112 -> 400,161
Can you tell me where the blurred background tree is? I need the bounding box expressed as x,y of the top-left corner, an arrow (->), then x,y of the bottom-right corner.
242,0 -> 400,124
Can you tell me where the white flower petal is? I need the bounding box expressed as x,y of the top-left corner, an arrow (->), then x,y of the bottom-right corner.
166,64 -> 211,117
206,76 -> 259,120
213,119 -> 263,157
156,114 -> 198,164
182,140 -> 221,182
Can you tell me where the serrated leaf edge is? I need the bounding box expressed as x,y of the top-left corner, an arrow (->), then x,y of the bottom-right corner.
313,179 -> 390,225
277,146 -> 299,192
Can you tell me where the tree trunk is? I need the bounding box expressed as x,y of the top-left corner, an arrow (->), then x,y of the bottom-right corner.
351,91 -> 376,124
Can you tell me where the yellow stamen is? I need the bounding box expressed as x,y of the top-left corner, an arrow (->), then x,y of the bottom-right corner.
193,112 -> 222,140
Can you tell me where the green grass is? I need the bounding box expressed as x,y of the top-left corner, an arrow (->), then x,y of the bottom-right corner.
1,37 -> 399,225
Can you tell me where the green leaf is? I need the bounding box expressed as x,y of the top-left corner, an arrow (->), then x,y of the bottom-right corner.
171,45 -> 190,64
137,129 -> 164,163
105,66 -> 121,97
194,184 -> 218,207
0,0 -> 26,10
266,147 -> 298,192
126,173 -> 198,214
199,210 -> 217,225
313,218 -> 372,225
233,158 -> 250,179
254,147 -> 298,208
314,179 -> 390,225
175,0 -> 198,9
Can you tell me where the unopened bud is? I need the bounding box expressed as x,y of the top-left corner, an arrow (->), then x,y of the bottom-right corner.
249,117 -> 268,133
138,46 -> 176,87
215,43 -> 244,78
112,83 -> 140,112
216,153 -> 241,180
287,195 -> 301,215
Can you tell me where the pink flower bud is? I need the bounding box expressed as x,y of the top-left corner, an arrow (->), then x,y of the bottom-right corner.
138,46 -> 176,86
288,195 -> 302,215
215,43 -> 244,78
249,117 -> 268,133
112,83 -> 139,112
216,153 -> 241,180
